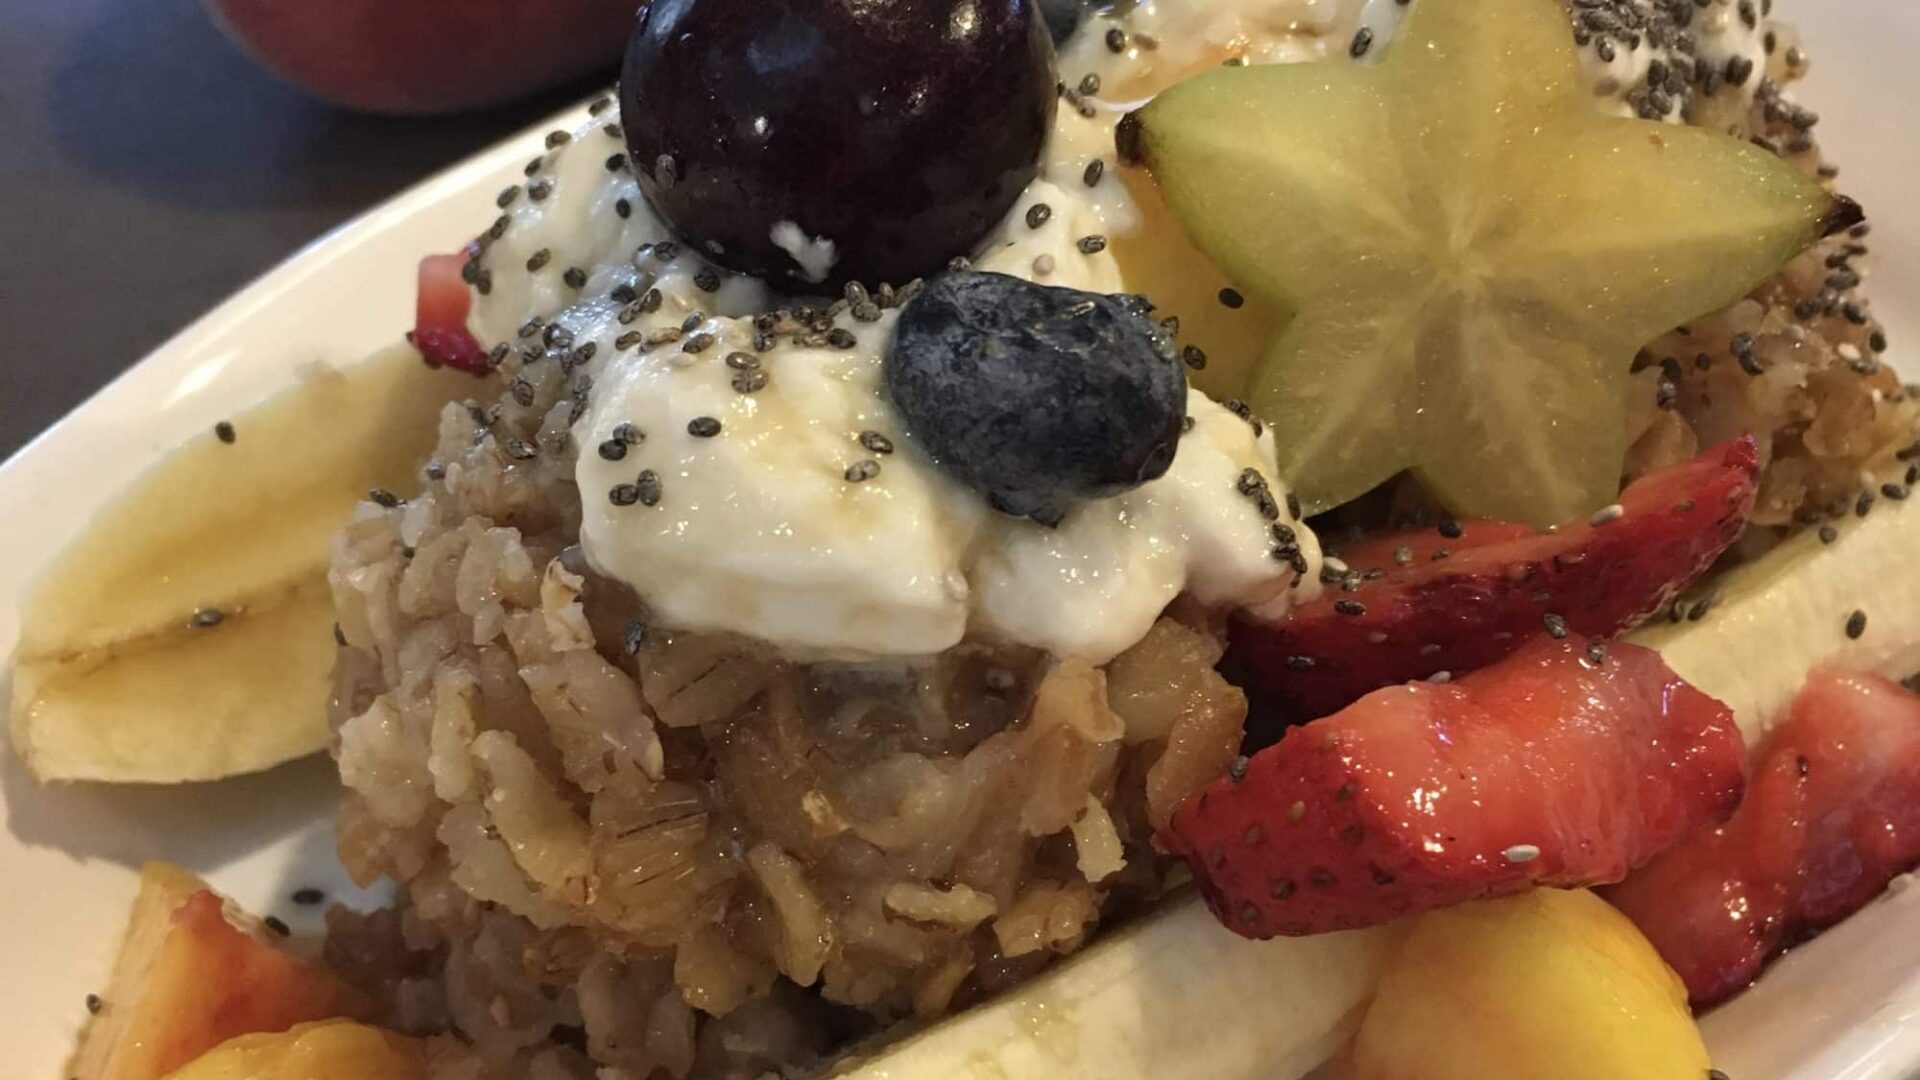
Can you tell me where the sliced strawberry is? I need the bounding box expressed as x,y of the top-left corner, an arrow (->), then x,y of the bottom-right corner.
1162,635 -> 1746,938
1599,750 -> 1809,1006
1231,437 -> 1760,721
414,251 -> 491,374
1607,667 -> 1920,1005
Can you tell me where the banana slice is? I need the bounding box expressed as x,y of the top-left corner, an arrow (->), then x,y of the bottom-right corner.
826,895 -> 1403,1080
10,348 -> 480,783
1631,495 -> 1920,745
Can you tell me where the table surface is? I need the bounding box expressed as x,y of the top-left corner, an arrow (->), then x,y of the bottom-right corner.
0,0 -> 612,458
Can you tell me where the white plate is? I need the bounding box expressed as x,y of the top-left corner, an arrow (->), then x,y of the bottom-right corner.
5,6 -> 1920,1076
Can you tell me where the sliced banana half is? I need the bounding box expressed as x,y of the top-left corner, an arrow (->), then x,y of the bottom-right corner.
10,349 -> 479,783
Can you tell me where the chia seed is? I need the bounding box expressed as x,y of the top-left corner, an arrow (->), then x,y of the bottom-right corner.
1350,27 -> 1375,57
1846,609 -> 1868,639
732,369 -> 769,394
369,488 -> 402,508
563,266 -> 588,289
526,249 -> 552,272
636,470 -> 663,506
291,888 -> 325,905
1218,287 -> 1245,309
1105,27 -> 1127,52
1025,203 -> 1053,229
1544,612 -> 1569,639
608,483 -> 642,507
688,416 -> 723,438
845,459 -> 882,483
213,420 -> 236,444
263,915 -> 291,936
1182,344 -> 1208,370
859,430 -> 895,455
1083,159 -> 1105,187
85,994 -> 103,1015
598,439 -> 628,461
1076,234 -> 1108,255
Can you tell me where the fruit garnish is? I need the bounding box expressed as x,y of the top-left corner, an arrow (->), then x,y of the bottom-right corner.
413,252 -> 490,373
1353,889 -> 1711,1080
11,346 -> 472,783
70,863 -> 370,1080
159,1021 -> 422,1080
1231,437 -> 1759,720
886,271 -> 1185,524
1126,0 -> 1857,524
1162,634 -> 1746,938
1605,667 -> 1920,1006
621,0 -> 1055,290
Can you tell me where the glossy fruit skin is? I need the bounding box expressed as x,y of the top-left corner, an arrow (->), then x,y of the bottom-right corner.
886,271 -> 1185,524
207,0 -> 640,116
1230,437 -> 1760,722
1353,889 -> 1710,1080
620,0 -> 1057,291
1606,667 -> 1920,1005
1162,635 -> 1746,938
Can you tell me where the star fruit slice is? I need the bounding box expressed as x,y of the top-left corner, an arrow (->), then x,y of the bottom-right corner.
1127,0 -> 1857,525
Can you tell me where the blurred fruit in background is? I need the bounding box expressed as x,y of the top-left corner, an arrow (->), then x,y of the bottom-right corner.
202,0 -> 642,115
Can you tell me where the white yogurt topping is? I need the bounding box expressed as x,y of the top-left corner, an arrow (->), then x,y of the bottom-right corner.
461,0 -> 1777,661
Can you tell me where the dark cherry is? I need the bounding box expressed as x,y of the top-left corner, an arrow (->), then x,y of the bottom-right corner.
620,0 -> 1057,292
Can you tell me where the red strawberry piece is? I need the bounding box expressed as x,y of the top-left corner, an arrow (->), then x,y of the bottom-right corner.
1231,437 -> 1760,721
414,251 -> 491,374
1162,635 -> 1746,938
1600,750 -> 1809,1006
1607,667 -> 1920,1005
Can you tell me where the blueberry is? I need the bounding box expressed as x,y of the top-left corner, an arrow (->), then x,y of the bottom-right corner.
1038,0 -> 1083,44
620,0 -> 1057,292
886,271 -> 1187,524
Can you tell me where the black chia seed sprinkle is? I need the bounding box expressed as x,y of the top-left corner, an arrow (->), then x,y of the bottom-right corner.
1026,203 -> 1053,229
1334,599 -> 1367,617
1819,525 -> 1838,545
683,332 -> 716,354
598,439 -> 628,461
563,266 -> 588,289
732,369 -> 769,394
1350,27 -> 1374,57
1083,159 -> 1105,187
614,198 -> 632,219
263,915 -> 291,936
528,179 -> 553,202
609,483 -> 642,506
1076,235 -> 1108,255
1106,27 -> 1127,52
859,430 -> 895,455
606,153 -> 627,172
526,249 -> 552,272
688,416 -> 723,438
1182,344 -> 1208,370
1883,482 -> 1911,502
623,619 -> 648,655
827,327 -> 858,349
694,267 -> 722,293
496,185 -> 521,208
636,470 -> 663,506
1287,491 -> 1302,521
1544,612 -> 1570,639
85,993 -> 103,1014
213,420 -> 236,444
1218,287 -> 1245,309
369,488 -> 401,508
1846,609 -> 1868,639
845,459 -> 881,483
292,887 -> 325,905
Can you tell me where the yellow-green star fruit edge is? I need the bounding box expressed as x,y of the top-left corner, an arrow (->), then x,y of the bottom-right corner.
1125,0 -> 1858,526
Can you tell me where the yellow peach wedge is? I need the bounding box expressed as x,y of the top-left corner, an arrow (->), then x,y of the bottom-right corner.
1352,889 -> 1711,1080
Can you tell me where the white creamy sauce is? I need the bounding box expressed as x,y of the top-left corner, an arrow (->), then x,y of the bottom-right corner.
461,0 -> 1774,661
